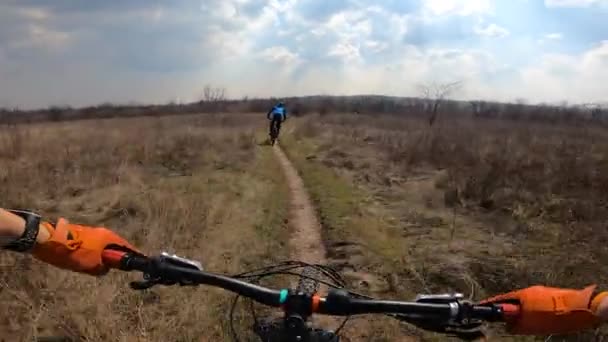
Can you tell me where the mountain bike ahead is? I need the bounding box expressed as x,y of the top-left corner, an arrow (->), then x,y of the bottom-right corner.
267,102 -> 286,146
102,250 -> 520,342
269,120 -> 280,146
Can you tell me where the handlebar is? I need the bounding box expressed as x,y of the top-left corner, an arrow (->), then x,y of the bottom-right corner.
103,250 -> 283,306
102,250 -> 520,326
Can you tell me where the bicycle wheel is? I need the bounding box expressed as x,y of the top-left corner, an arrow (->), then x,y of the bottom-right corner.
270,126 -> 278,145
296,266 -> 320,295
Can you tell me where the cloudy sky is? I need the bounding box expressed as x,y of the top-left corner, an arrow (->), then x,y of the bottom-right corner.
0,0 -> 606,109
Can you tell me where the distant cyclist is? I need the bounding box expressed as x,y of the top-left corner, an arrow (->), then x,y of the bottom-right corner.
267,101 -> 287,140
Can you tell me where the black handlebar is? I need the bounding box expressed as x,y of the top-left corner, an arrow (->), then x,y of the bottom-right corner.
117,251 -> 284,307
317,290 -> 506,322
103,250 -> 518,329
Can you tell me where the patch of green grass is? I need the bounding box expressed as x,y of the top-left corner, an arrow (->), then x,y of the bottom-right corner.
280,132 -> 540,341
281,136 -> 404,271
281,133 -> 441,340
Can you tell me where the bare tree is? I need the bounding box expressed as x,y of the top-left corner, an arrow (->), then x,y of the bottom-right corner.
469,100 -> 500,119
202,85 -> 226,103
417,81 -> 462,126
200,85 -> 227,112
584,103 -> 607,122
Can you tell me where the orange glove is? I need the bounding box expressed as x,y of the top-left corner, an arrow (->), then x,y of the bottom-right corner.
480,285 -> 608,335
31,218 -> 142,276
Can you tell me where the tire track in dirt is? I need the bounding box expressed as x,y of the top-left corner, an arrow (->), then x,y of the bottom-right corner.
272,144 -> 343,332
274,144 -> 417,342
273,145 -> 327,265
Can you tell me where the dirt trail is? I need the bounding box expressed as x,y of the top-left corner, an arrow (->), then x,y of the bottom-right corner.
272,144 -> 344,328
273,145 -> 327,264
273,144 -> 418,341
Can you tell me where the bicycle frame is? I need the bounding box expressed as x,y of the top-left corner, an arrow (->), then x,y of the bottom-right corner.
269,120 -> 280,145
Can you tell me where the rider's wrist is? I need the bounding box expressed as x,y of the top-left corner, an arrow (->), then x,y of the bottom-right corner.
36,222 -> 52,243
591,291 -> 608,319
2,210 -> 41,252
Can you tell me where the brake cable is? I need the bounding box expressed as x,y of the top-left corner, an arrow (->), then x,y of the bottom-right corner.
227,261 -> 350,342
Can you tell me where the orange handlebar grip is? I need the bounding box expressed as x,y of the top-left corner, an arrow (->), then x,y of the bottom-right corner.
101,249 -> 126,269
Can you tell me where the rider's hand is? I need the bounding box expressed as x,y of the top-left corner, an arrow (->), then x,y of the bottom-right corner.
31,218 -> 142,276
480,285 -> 607,335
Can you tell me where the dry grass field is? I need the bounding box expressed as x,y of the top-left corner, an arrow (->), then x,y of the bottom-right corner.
0,114 -> 291,341
2,111 -> 608,341
282,113 -> 608,341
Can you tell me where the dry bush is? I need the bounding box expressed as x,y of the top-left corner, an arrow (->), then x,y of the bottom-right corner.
0,113 -> 287,341
304,114 -> 608,225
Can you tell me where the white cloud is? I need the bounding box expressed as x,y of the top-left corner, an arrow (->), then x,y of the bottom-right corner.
311,9 -> 376,63
268,0 -> 297,13
537,32 -> 564,44
544,0 -> 607,7
519,41 -> 608,102
11,24 -> 73,50
364,40 -> 389,53
545,33 -> 563,40
196,0 -> 279,60
422,0 -> 492,16
423,48 -> 501,81
17,7 -> 51,21
325,10 -> 373,39
241,44 -> 504,100
474,23 -> 510,38
1,0 -> 607,108
260,46 -> 301,66
328,41 -> 362,62
150,6 -> 164,21
581,40 -> 608,71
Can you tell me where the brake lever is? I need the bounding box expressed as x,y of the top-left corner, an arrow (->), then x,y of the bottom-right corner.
448,327 -> 486,341
395,315 -> 485,340
391,293 -> 487,340
129,273 -> 179,290
129,252 -> 204,290
130,279 -> 160,290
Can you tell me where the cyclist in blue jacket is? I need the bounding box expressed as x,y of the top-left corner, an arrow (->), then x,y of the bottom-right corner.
267,101 -> 287,139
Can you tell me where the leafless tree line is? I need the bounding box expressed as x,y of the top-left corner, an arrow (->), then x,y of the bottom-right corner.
200,85 -> 226,103
1,82 -> 607,125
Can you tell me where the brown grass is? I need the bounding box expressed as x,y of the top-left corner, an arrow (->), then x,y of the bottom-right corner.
4,110 -> 607,341
284,113 -> 608,341
0,114 -> 290,341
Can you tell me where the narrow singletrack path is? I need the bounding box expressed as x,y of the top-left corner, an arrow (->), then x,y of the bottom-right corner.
272,143 -> 347,333
273,144 -> 327,265
273,143 -> 415,342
